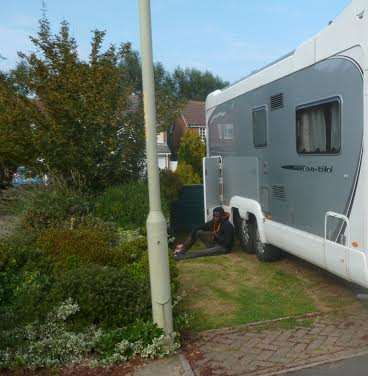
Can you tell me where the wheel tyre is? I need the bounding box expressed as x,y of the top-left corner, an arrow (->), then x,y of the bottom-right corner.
237,215 -> 256,254
254,224 -> 282,262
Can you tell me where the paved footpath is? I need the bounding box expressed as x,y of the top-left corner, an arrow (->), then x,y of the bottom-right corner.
183,308 -> 368,376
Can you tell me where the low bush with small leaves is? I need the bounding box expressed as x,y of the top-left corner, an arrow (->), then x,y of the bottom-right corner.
95,181 -> 150,229
17,183 -> 92,232
159,169 -> 183,204
0,300 -> 179,369
0,178 -> 184,370
53,263 -> 152,328
95,173 -> 183,229
36,224 -> 117,269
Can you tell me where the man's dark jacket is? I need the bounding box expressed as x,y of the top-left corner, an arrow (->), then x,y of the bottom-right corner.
191,213 -> 234,251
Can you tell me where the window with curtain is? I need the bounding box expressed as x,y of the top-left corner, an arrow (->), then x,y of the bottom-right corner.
296,100 -> 341,154
252,107 -> 267,147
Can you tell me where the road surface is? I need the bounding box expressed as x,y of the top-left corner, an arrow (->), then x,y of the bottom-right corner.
287,354 -> 368,376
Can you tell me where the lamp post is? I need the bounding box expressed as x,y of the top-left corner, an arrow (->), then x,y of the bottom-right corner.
138,0 -> 173,335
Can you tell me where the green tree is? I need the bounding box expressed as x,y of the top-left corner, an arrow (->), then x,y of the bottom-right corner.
175,163 -> 201,185
173,67 -> 228,101
120,49 -> 183,132
12,18 -> 144,190
177,131 -> 205,181
0,73 -> 37,187
11,18 -> 182,190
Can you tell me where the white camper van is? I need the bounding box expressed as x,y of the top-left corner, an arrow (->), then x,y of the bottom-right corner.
204,0 -> 368,288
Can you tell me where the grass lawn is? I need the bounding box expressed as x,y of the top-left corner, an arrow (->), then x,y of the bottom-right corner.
178,246 -> 360,332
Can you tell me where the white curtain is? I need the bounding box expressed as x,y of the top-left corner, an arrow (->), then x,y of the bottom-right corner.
310,109 -> 327,152
300,109 -> 327,152
330,103 -> 340,152
300,113 -> 311,152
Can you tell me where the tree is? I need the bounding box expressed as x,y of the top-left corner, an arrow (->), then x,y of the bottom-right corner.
0,73 -> 37,187
175,163 -> 201,185
173,67 -> 228,101
177,131 -> 206,182
11,18 -> 182,190
120,49 -> 183,132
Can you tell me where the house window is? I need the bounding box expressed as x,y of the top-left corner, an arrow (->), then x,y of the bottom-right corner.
296,99 -> 341,154
222,124 -> 234,140
252,107 -> 267,147
199,127 -> 206,142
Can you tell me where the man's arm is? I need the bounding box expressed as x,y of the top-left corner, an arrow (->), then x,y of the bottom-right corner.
214,222 -> 234,250
190,220 -> 212,240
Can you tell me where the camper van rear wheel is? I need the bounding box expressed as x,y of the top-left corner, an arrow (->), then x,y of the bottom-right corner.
236,214 -> 256,254
254,223 -> 281,262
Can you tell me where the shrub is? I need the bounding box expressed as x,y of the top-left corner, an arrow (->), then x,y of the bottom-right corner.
113,237 -> 148,265
95,174 -> 183,230
159,170 -> 183,204
53,263 -> 151,328
36,224 -> 118,269
17,183 -> 92,232
177,131 -> 205,178
0,238 -> 56,329
0,229 -> 178,333
176,162 -> 201,185
0,302 -> 179,369
94,321 -> 179,365
0,299 -> 97,369
95,181 -> 150,229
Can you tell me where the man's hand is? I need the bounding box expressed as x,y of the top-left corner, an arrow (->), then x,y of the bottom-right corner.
174,244 -> 185,255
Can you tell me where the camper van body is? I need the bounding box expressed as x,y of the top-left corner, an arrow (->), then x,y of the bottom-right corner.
204,0 -> 368,288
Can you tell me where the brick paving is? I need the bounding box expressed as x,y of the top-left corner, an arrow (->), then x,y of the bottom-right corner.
184,308 -> 368,376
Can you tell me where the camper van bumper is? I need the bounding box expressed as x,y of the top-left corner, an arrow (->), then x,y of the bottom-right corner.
349,249 -> 368,288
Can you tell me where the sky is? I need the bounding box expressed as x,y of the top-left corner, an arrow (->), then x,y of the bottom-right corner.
1,0 -> 351,83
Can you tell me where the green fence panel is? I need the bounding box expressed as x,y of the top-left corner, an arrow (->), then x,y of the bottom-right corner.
170,184 -> 204,234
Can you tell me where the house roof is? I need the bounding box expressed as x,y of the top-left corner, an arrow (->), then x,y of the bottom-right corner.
182,100 -> 205,126
157,143 -> 171,154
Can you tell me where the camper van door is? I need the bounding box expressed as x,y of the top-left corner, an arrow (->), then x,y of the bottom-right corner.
203,156 -> 222,220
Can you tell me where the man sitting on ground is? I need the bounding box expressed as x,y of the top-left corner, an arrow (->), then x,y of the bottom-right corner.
174,207 -> 234,261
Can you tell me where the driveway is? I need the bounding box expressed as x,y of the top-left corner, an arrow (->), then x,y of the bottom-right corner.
183,303 -> 368,375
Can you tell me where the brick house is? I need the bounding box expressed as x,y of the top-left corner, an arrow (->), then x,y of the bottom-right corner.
168,100 -> 206,160
156,131 -> 172,170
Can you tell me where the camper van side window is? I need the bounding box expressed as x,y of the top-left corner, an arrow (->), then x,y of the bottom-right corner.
296,100 -> 341,154
252,107 -> 267,148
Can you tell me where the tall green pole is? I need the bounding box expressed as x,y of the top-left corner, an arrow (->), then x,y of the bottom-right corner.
138,0 -> 173,335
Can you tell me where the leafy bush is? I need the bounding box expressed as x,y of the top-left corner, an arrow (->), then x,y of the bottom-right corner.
52,263 -> 151,328
159,170 -> 183,204
0,299 -> 97,369
95,174 -> 182,229
176,162 -> 201,185
0,177 -> 183,370
0,230 -> 178,333
95,181 -> 150,229
0,301 -> 179,369
36,224 -> 118,269
17,183 -> 92,232
114,237 -> 148,265
0,238 -> 55,329
177,131 -> 205,178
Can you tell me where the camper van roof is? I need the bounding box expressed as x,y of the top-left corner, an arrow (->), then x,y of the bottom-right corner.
206,0 -> 367,110
229,50 -> 296,88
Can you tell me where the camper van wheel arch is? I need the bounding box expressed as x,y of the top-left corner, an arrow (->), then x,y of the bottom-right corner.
233,209 -> 256,254
253,222 -> 282,262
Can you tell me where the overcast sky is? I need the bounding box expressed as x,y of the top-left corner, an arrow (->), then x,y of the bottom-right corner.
1,0 -> 351,83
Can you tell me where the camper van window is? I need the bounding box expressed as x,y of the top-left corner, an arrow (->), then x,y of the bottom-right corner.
296,100 -> 340,154
252,107 -> 267,148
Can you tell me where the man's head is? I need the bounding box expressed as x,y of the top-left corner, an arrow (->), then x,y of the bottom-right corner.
213,207 -> 225,223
